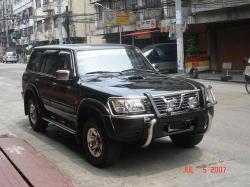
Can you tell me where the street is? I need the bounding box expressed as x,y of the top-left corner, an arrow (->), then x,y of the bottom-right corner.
0,63 -> 250,187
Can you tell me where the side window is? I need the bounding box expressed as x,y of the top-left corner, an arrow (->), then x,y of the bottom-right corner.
27,51 -> 43,72
58,53 -> 71,71
42,54 -> 59,76
147,49 -> 160,63
41,52 -> 72,76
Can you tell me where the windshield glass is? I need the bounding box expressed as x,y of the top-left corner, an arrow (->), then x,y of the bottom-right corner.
76,48 -> 154,75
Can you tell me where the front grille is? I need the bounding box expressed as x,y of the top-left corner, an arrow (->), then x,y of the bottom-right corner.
152,91 -> 200,116
143,98 -> 153,114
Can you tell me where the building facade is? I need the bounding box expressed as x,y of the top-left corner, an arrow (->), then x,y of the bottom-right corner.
0,0 -> 14,55
1,0 -> 101,55
188,0 -> 250,71
92,0 -> 189,49
93,0 -> 250,71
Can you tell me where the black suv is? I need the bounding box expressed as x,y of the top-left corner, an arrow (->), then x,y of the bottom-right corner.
22,44 -> 217,167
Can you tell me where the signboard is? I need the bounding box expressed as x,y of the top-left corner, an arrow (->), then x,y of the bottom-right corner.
103,11 -> 116,25
103,11 -> 130,26
222,62 -> 232,70
135,33 -> 151,40
136,19 -> 156,31
116,12 -> 130,25
160,20 -> 170,33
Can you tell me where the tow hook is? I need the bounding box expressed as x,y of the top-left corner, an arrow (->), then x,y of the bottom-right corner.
141,119 -> 157,148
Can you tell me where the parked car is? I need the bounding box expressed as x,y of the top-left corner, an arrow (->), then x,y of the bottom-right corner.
142,43 -> 177,73
3,51 -> 18,63
22,44 -> 217,167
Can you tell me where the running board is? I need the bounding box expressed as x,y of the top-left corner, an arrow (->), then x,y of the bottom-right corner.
43,117 -> 76,135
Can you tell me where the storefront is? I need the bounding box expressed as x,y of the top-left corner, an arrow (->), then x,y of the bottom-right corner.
187,19 -> 250,71
216,20 -> 250,71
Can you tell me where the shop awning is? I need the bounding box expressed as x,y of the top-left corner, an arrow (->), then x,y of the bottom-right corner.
123,29 -> 160,36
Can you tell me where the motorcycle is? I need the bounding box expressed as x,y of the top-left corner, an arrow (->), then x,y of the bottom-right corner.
244,58 -> 250,94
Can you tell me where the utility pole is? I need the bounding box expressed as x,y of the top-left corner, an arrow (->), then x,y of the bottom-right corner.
175,0 -> 185,73
57,0 -> 63,44
119,25 -> 122,44
4,1 -> 9,49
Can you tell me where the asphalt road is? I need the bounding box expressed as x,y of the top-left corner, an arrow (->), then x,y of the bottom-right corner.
0,63 -> 250,187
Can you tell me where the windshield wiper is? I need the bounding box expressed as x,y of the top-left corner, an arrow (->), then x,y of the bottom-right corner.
86,71 -> 120,75
121,68 -> 155,74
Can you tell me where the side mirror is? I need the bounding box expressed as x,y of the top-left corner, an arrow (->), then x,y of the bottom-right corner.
56,70 -> 70,81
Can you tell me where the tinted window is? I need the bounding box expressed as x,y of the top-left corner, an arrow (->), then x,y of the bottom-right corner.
27,51 -> 43,72
42,52 -> 71,76
42,55 -> 59,76
58,53 -> 71,70
157,45 -> 177,61
147,49 -> 161,63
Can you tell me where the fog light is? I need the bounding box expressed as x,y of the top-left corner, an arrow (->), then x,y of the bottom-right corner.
188,97 -> 198,109
166,100 -> 175,112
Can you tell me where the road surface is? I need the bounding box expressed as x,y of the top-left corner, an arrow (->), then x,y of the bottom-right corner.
0,63 -> 249,187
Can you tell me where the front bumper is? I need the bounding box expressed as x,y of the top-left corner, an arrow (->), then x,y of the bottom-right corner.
107,107 -> 214,145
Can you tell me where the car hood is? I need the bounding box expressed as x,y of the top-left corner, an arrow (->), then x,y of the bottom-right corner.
80,72 -> 201,97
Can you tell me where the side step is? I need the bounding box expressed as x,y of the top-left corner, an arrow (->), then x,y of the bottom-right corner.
43,117 -> 76,135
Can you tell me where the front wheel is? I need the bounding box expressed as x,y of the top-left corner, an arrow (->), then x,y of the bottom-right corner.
246,80 -> 250,94
170,133 -> 204,148
82,118 -> 121,168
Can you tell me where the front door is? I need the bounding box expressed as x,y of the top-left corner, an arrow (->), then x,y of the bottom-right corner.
49,51 -> 78,130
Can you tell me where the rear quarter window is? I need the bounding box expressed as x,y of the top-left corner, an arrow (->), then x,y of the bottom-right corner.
27,51 -> 43,72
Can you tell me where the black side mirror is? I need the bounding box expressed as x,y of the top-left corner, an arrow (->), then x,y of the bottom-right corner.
56,70 -> 70,81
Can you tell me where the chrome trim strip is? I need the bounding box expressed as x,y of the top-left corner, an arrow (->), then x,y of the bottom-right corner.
43,117 -> 76,134
151,89 -> 200,97
111,114 -> 155,119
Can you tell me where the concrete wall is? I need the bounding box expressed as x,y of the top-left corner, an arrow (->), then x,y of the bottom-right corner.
191,0 -> 250,13
191,5 -> 250,24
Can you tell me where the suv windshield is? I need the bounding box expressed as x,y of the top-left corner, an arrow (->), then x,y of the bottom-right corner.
76,48 -> 154,75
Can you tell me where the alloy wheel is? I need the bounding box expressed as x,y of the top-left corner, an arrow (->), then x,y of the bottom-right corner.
29,103 -> 37,124
86,128 -> 103,158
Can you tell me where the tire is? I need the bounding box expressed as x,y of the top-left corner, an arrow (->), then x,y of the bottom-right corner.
82,118 -> 121,168
170,133 -> 204,148
246,80 -> 250,94
189,68 -> 199,79
28,98 -> 48,132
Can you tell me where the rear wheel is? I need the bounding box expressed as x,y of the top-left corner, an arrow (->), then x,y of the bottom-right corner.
28,98 -> 47,132
82,118 -> 121,168
170,133 -> 204,148
246,80 -> 250,94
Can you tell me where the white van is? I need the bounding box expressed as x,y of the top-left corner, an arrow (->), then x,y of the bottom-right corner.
3,52 -> 18,63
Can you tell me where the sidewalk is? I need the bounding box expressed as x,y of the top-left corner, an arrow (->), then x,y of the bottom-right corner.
198,71 -> 245,83
0,135 -> 74,187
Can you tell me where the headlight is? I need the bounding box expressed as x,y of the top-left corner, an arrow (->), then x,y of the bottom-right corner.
109,98 -> 146,114
205,86 -> 217,106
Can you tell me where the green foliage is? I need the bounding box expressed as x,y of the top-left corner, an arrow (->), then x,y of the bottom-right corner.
185,36 -> 198,56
